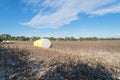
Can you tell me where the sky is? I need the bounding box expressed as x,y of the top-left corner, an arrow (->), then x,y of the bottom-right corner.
0,0 -> 120,38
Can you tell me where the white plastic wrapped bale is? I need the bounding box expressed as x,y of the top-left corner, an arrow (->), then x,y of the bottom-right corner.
34,39 -> 51,48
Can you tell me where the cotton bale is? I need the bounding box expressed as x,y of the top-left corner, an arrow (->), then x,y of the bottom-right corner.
6,40 -> 10,44
33,39 -> 51,48
2,40 -> 10,44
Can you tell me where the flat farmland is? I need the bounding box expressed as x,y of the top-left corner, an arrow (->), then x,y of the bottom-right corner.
0,40 -> 120,80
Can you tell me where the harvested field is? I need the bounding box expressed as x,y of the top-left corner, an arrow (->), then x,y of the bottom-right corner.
0,40 -> 120,80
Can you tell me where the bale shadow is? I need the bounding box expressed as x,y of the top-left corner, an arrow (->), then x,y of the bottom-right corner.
0,48 -> 41,80
40,63 -> 117,80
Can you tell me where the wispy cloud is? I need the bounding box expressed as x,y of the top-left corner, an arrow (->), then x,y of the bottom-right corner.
22,0 -> 40,6
21,0 -> 120,28
90,4 -> 120,15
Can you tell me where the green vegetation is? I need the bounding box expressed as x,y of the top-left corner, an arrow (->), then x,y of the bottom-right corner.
0,34 -> 120,41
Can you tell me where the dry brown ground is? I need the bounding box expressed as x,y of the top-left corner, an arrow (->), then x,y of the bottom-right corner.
0,40 -> 120,80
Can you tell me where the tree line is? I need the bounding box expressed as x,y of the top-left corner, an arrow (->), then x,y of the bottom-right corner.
0,34 -> 120,41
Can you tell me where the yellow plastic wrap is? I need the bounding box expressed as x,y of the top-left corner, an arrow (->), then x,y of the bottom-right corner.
33,39 -> 51,48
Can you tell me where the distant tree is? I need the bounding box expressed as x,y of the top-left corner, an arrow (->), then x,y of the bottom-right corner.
25,37 -> 30,41
70,37 -> 76,41
49,37 -> 56,41
65,37 -> 70,41
0,38 -> 3,41
84,37 -> 98,41
0,34 -> 11,40
31,36 -> 41,41
0,33 -> 120,41
11,36 -> 16,40
56,38 -> 65,41
18,36 -> 26,41
79,37 -> 84,41
15,36 -> 29,41
91,37 -> 98,41
99,38 -> 105,40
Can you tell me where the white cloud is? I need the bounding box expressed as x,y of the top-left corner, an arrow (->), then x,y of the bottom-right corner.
22,0 -> 40,6
90,4 -> 120,15
21,0 -> 120,28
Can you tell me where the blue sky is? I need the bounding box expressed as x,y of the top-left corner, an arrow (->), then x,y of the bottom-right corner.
0,0 -> 120,38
